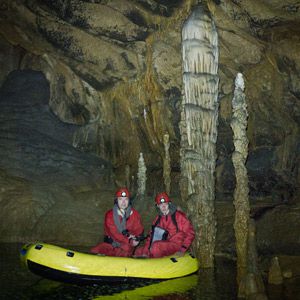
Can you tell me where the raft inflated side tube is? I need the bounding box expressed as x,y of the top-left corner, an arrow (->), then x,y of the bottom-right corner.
20,243 -> 199,283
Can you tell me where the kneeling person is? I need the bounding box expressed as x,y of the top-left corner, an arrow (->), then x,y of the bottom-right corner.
135,192 -> 195,258
90,188 -> 144,257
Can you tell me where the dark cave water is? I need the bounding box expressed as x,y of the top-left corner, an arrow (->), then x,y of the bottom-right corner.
0,243 -> 237,300
2,243 -> 300,300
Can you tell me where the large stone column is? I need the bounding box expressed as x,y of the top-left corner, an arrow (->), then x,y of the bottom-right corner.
180,5 -> 219,268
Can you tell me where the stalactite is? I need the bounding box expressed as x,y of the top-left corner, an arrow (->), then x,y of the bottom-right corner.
230,73 -> 250,282
137,152 -> 147,201
163,133 -> 171,195
180,5 -> 219,268
72,121 -> 98,151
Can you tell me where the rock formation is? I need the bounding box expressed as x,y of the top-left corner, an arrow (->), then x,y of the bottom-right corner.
137,152 -> 147,201
163,133 -> 171,194
180,4 -> 219,267
231,72 -> 250,281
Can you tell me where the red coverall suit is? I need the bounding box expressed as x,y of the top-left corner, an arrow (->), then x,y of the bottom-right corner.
135,210 -> 195,258
90,208 -> 144,257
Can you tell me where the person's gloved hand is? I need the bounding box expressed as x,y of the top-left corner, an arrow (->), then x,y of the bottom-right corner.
128,234 -> 139,246
131,239 -> 139,247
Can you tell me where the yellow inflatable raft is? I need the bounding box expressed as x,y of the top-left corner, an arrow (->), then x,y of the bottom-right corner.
20,243 -> 199,284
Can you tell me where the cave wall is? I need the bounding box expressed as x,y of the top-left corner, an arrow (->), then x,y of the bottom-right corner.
0,1 -> 299,212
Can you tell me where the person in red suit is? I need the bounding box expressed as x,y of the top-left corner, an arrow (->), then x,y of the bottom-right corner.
90,188 -> 144,257
135,192 -> 195,258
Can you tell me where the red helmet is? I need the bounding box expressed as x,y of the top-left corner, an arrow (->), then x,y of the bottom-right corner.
115,187 -> 130,198
155,192 -> 171,205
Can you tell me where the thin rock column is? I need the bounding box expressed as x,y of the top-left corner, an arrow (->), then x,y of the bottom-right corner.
163,133 -> 171,195
230,73 -> 250,282
137,152 -> 147,201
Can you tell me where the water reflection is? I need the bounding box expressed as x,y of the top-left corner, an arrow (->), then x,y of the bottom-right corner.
92,275 -> 197,300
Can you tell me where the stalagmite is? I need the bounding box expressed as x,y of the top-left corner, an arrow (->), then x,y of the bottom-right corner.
163,133 -> 171,195
231,73 -> 268,299
137,152 -> 147,201
180,5 -> 219,268
268,256 -> 283,285
239,219 -> 267,299
230,73 -> 250,282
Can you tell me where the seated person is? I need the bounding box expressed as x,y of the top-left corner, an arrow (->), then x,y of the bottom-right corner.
135,192 -> 195,258
90,188 -> 144,257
